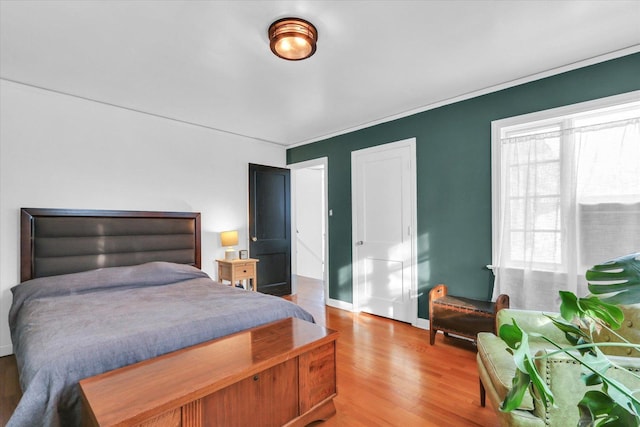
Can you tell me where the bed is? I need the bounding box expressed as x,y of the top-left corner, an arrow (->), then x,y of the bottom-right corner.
9,208 -> 315,427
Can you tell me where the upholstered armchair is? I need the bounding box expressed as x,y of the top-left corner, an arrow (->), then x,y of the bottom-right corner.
477,308 -> 640,426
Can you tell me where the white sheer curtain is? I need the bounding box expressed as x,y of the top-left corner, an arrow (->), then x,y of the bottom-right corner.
493,117 -> 640,311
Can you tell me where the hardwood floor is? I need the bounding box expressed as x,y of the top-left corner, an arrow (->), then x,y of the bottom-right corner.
0,276 -> 499,426
0,351 -> 20,426
289,276 -> 499,427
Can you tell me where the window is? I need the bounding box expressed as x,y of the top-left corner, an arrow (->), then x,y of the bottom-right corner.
491,92 -> 640,310
503,122 -> 563,268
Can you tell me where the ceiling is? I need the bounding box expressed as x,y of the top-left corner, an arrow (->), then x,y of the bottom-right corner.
1,1 -> 639,147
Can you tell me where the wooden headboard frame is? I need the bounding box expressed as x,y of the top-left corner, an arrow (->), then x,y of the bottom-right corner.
21,208 -> 201,282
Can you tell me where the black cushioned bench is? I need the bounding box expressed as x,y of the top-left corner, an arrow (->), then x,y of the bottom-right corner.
428,284 -> 509,345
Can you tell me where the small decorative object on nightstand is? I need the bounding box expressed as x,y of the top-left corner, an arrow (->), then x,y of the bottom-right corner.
239,249 -> 248,259
216,258 -> 259,291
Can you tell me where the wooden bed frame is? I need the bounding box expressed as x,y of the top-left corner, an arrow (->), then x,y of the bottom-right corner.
18,207 -> 337,427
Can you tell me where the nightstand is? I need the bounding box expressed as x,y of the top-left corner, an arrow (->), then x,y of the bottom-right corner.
216,258 -> 259,291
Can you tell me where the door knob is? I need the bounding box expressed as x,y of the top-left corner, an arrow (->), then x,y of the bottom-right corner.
251,236 -> 257,242
356,240 -> 364,246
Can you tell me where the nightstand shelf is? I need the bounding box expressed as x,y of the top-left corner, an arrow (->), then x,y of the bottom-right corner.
216,258 -> 259,291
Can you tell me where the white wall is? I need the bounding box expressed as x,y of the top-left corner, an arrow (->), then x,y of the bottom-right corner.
0,80 -> 286,356
293,167 -> 324,280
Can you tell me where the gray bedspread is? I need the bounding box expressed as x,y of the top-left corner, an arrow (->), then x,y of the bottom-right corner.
8,262 -> 314,427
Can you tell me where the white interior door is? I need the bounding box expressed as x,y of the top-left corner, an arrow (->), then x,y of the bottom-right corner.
352,138 -> 417,324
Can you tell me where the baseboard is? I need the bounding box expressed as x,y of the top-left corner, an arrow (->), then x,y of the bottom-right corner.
325,301 -> 430,330
326,298 -> 354,311
414,317 -> 429,330
0,344 -> 13,357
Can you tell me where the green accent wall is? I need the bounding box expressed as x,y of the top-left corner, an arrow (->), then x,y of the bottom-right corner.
287,53 -> 640,320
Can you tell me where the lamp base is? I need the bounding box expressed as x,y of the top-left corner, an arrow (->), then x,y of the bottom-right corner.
225,249 -> 237,260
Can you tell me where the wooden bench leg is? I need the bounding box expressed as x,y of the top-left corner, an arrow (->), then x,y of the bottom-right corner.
480,378 -> 486,407
428,284 -> 447,346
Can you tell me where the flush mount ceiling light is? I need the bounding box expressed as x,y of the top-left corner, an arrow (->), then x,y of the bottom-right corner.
268,17 -> 318,61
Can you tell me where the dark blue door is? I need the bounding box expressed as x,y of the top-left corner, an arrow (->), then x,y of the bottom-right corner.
248,164 -> 291,295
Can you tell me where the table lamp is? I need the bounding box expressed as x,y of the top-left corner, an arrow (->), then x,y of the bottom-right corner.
220,230 -> 239,260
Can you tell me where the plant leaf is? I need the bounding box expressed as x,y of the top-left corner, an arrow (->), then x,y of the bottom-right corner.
526,353 -> 554,409
501,369 -> 531,412
500,320 -> 554,411
559,290 -> 624,329
587,253 -> 640,305
597,288 -> 640,306
560,290 -> 581,321
580,349 -> 611,386
578,389 -> 640,427
547,314 -> 589,338
499,321 -> 523,350
578,297 -> 624,330
606,377 -> 640,419
578,390 -> 614,426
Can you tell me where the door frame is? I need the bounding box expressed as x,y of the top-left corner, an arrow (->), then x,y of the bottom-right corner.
289,157 -> 329,303
351,138 -> 418,326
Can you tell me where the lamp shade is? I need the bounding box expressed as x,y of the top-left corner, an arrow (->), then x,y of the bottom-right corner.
268,17 -> 318,61
220,230 -> 238,247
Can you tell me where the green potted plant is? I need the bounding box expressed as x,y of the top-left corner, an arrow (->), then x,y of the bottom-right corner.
500,253 -> 640,426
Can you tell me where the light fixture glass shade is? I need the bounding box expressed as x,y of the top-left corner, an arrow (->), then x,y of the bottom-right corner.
269,17 -> 318,61
220,230 -> 239,247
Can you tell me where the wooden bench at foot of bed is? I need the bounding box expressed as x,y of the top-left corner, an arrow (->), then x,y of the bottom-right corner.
80,317 -> 338,427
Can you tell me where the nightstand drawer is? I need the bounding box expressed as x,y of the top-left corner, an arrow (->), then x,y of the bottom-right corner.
233,262 -> 255,279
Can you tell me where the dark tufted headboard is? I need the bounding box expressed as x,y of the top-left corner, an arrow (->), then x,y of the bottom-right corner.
20,208 -> 201,282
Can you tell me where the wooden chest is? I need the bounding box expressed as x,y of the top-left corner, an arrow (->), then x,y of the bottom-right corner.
80,317 -> 338,427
